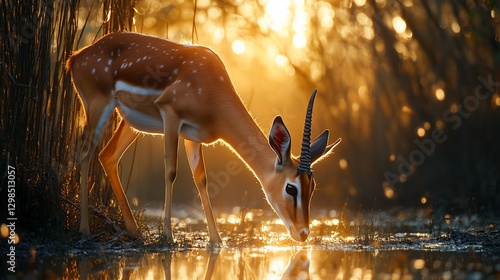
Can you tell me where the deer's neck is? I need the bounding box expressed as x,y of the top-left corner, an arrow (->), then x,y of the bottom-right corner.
218,100 -> 277,187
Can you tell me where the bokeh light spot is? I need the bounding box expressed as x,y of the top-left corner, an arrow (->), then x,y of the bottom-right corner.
392,16 -> 407,34
232,39 -> 246,55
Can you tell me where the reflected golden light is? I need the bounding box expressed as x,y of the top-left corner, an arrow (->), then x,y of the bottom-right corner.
421,197 -> 427,204
245,211 -> 254,221
417,127 -> 425,137
435,88 -> 445,101
436,120 -> 445,129
414,259 -> 425,270
445,214 -> 451,224
492,9 -> 496,19
268,258 -> 287,279
232,39 -> 246,55
392,16 -> 407,34
273,218 -> 284,225
351,102 -> 359,112
389,154 -> 396,161
339,159 -> 348,169
132,196 -> 139,207
227,214 -> 241,224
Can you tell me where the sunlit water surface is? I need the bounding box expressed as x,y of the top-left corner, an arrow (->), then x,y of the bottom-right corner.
4,212 -> 500,279
7,246 -> 500,279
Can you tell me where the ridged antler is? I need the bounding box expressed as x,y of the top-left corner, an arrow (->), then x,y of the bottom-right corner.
298,89 -> 317,177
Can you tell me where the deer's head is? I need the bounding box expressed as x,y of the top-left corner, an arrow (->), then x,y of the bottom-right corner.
264,90 -> 341,242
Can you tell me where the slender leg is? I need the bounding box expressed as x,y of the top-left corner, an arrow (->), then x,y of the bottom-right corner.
79,99 -> 116,235
204,250 -> 221,280
98,120 -> 139,235
158,106 -> 180,244
185,140 -> 223,245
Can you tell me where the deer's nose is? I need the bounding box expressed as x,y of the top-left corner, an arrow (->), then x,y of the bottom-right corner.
299,228 -> 309,242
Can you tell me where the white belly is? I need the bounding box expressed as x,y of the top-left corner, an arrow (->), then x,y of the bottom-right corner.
116,100 -> 164,134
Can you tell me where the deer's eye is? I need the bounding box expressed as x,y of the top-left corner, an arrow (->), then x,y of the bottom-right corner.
285,183 -> 298,197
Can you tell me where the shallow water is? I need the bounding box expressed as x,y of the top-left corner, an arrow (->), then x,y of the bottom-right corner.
7,246 -> 500,279
3,211 -> 500,279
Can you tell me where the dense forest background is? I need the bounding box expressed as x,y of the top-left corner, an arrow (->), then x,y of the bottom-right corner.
1,0 -> 499,237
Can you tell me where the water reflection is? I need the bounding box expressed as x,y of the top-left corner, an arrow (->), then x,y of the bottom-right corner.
8,246 -> 499,279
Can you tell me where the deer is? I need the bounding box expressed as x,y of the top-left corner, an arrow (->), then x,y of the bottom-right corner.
65,32 -> 341,244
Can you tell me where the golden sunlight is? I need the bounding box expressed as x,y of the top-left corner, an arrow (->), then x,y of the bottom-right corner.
0,224 -> 8,237
293,33 -> 307,48
263,0 -> 292,33
417,127 -> 425,137
383,182 -> 394,199
339,159 -> 348,169
493,94 -> 500,106
232,39 -> 246,55
392,16 -> 407,34
435,88 -> 445,101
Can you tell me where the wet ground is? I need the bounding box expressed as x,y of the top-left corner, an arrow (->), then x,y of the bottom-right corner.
2,209 -> 500,279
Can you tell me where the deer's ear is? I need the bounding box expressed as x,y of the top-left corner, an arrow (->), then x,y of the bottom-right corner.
311,130 -> 341,166
269,116 -> 292,165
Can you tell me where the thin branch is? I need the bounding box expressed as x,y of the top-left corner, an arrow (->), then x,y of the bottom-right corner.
62,196 -> 123,234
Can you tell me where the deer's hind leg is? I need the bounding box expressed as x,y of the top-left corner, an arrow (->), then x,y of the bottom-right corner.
98,120 -> 139,235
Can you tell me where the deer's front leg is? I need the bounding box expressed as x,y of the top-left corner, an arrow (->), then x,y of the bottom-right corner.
185,140 -> 223,245
158,106 -> 180,244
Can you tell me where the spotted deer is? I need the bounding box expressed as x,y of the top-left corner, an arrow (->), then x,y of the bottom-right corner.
66,32 -> 341,244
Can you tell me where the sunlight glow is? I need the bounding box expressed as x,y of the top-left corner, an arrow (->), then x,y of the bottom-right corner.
275,54 -> 289,66
318,3 -> 334,29
245,211 -> 254,221
451,21 -> 461,33
392,16 -> 407,34
417,127 -> 425,137
263,0 -> 292,32
435,88 -> 445,101
354,0 -> 366,6
494,94 -> 500,106
339,159 -> 348,169
413,259 -> 425,270
0,224 -> 8,238
293,33 -> 307,48
232,39 -> 246,55
383,182 -> 394,199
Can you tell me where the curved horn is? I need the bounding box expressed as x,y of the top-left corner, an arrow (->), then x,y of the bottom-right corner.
298,89 -> 317,176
